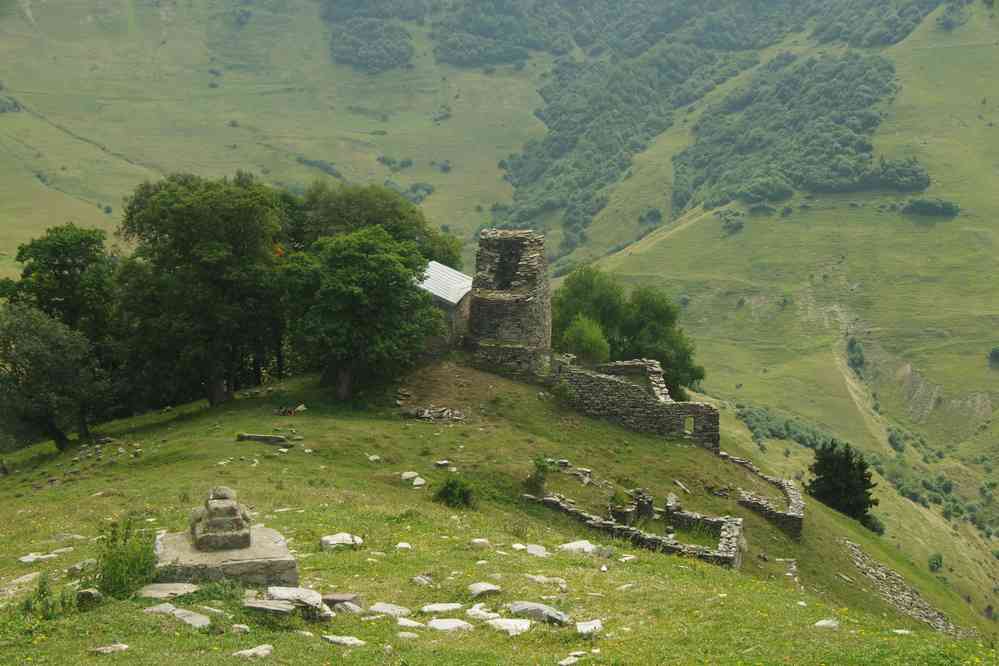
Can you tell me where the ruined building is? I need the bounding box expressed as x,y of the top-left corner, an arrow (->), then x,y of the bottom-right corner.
466,229 -> 720,450
468,229 -> 552,376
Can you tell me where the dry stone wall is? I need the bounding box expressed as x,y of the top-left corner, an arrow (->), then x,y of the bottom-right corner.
551,357 -> 721,451
526,492 -> 743,569
719,452 -> 805,536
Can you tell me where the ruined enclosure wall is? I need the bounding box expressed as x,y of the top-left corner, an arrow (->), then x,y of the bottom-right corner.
720,451 -> 805,537
551,360 -> 721,451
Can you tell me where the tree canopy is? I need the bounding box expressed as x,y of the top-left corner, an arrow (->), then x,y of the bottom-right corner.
806,441 -> 880,526
0,304 -> 105,450
283,226 -> 442,400
552,266 -> 704,399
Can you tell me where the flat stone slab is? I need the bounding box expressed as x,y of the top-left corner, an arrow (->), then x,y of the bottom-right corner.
92,643 -> 130,655
237,434 -> 289,445
155,526 -> 298,587
468,582 -> 501,598
244,599 -> 296,614
323,635 -> 366,647
143,603 -> 211,629
421,602 -> 463,614
559,540 -> 598,555
233,644 -> 273,659
506,601 -> 571,626
487,618 -> 532,636
427,618 -> 473,632
138,583 -> 200,599
369,602 -> 411,617
320,533 -> 362,550
467,603 -> 500,621
576,619 -> 603,635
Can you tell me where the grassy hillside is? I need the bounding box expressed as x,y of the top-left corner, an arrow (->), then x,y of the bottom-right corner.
590,4 -> 999,619
0,360 -> 995,663
0,0 -> 548,273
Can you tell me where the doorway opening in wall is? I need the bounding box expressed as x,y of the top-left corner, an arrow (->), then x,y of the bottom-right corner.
684,416 -> 695,435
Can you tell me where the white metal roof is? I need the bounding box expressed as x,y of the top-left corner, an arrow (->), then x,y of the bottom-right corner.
419,261 -> 473,307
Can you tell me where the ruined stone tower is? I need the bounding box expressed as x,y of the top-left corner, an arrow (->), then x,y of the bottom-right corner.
468,229 -> 551,375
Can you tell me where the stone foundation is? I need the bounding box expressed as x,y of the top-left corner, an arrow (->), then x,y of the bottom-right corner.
528,492 -> 743,569
155,526 -> 299,587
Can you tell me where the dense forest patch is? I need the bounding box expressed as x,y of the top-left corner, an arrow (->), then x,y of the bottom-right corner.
672,53 -> 930,212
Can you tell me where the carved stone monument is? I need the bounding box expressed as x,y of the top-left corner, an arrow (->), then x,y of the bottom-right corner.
155,486 -> 298,586
190,486 -> 252,551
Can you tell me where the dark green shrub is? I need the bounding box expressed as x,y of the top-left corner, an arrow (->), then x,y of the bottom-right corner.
861,513 -> 886,536
928,552 -> 944,572
847,337 -> 866,376
524,456 -> 552,496
89,515 -> 156,599
902,198 -> 960,217
561,314 -> 610,365
434,478 -> 477,509
989,347 -> 999,368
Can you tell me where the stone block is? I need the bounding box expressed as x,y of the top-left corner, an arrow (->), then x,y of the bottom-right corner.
155,526 -> 298,587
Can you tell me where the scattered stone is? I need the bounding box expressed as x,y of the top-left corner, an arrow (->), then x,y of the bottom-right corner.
427,618 -> 473,632
322,592 -> 361,607
558,540 -> 598,555
577,619 -> 603,636
401,472 -> 419,482
369,602 -> 411,617
525,574 -> 567,590
320,533 -> 363,550
466,603 -> 501,621
558,657 -> 581,666
421,602 -> 464,614
334,601 -> 363,614
233,645 -> 273,659
412,477 -> 426,488
138,583 -> 200,599
244,599 -> 296,614
506,601 -> 571,625
323,635 -> 366,647
468,582 -> 501,598
397,631 -> 420,640
76,588 -> 104,608
1,572 -> 39,597
232,624 -> 251,634
471,538 -> 491,549
68,559 -> 98,577
144,603 -> 211,629
893,629 -> 913,635
18,552 -> 58,564
435,460 -> 452,468
412,575 -> 433,587
398,617 -> 425,628
237,433 -> 289,446
367,455 -> 381,463
619,555 -> 637,563
296,630 -> 315,638
814,619 -> 840,630
486,618 -> 532,636
91,643 -> 129,655
511,543 -> 526,551
525,544 -> 549,558
396,542 -> 413,551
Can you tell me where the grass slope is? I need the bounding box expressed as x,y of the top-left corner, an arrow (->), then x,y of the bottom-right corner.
0,0 -> 547,272
0,361 -> 995,664
591,6 -> 999,618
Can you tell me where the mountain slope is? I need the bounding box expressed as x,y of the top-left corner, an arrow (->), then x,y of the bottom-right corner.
0,362 -> 995,663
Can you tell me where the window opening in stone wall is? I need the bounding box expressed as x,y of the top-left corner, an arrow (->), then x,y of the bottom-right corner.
684,416 -> 695,435
495,245 -> 524,289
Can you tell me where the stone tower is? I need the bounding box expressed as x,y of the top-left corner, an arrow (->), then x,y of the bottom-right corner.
468,229 -> 551,374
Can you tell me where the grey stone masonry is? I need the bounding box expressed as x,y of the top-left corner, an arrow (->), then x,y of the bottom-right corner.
719,452 -> 805,537
527,492 -> 743,569
190,487 -> 252,551
551,356 -> 721,451
468,229 -> 552,359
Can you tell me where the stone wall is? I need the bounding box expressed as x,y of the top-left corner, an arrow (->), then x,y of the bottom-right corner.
720,451 -> 805,537
527,492 -> 743,569
551,358 -> 721,451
